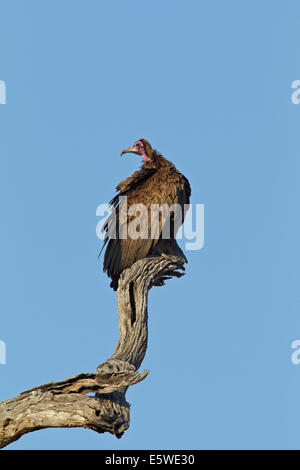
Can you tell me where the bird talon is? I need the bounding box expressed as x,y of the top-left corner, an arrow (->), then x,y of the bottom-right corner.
161,253 -> 169,260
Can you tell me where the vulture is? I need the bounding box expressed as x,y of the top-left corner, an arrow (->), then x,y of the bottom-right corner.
101,138 -> 191,290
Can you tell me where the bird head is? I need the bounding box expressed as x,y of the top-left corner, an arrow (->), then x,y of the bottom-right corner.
120,139 -> 153,162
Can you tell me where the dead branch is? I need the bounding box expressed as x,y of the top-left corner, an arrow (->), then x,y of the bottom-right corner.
0,249 -> 186,449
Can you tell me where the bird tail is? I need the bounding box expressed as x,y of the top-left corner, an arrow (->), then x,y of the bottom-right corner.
110,275 -> 119,291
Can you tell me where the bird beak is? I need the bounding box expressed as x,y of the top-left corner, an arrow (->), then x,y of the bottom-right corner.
120,146 -> 140,157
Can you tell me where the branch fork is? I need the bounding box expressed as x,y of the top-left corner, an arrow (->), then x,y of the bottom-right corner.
0,248 -> 186,448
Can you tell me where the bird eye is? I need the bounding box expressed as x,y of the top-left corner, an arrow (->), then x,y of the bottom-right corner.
136,143 -> 140,148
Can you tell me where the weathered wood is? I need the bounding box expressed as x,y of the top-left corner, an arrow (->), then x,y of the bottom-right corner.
0,250 -> 186,449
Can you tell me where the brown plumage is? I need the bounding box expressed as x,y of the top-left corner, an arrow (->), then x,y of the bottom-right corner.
101,139 -> 191,290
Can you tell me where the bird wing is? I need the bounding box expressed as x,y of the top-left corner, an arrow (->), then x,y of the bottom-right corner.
102,168 -> 190,280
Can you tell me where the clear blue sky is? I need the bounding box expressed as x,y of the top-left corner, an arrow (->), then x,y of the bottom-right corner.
1,0 -> 300,450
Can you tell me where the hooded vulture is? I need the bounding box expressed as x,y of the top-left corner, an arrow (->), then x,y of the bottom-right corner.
101,138 -> 191,290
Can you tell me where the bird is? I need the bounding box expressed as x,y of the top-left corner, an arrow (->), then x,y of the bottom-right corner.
101,138 -> 191,290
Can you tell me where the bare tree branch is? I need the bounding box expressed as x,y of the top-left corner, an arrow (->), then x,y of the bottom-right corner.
0,247 -> 186,449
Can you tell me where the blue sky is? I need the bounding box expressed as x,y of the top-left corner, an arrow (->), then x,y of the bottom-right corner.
0,0 -> 300,450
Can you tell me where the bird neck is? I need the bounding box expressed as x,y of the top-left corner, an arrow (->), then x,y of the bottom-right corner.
143,151 -> 174,169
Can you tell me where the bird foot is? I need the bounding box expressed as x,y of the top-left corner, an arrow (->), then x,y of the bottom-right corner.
161,253 -> 169,260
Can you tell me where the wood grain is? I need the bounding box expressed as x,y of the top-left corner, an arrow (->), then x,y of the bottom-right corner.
0,248 -> 186,449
